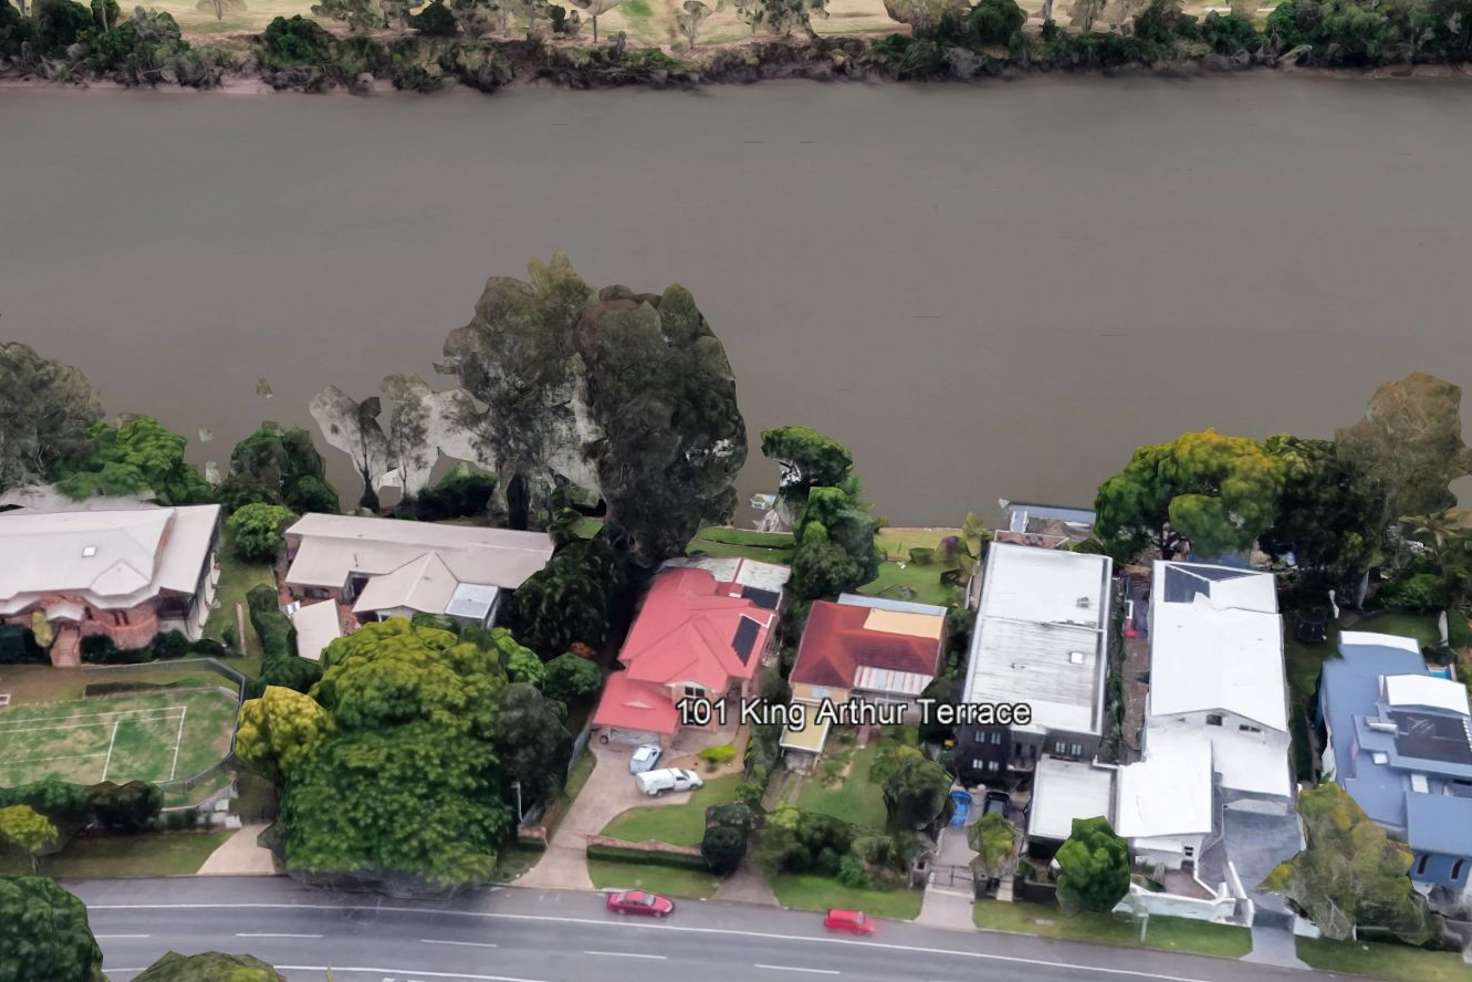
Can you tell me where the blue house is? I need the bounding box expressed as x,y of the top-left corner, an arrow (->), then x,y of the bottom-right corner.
1319,632 -> 1472,895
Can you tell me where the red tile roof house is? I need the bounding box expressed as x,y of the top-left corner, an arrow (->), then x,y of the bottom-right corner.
591,566 -> 780,749
780,594 -> 949,772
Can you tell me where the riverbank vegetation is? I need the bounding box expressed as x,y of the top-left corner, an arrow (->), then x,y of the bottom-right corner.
4,0 -> 1471,92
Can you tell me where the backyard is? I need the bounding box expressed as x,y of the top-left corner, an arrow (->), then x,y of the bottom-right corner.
202,529 -> 277,672
793,735 -> 890,832
972,900 -> 1252,959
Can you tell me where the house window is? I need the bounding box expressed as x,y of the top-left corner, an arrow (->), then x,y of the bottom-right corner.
972,759 -> 985,771
1453,860 -> 1465,881
1206,714 -> 1223,727
1238,724 -> 1261,734
1054,740 -> 1067,755
1070,743 -> 1083,757
988,761 -> 1000,772
1183,845 -> 1195,858
1416,855 -> 1429,877
990,731 -> 1003,746
683,685 -> 704,701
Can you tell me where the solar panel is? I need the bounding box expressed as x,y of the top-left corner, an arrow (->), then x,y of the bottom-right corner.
1163,566 -> 1208,604
741,586 -> 780,610
1391,710 -> 1472,765
732,616 -> 761,664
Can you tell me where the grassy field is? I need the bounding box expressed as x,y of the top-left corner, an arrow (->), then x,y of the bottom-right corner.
772,873 -> 924,920
587,858 -> 721,898
973,900 -> 1252,958
600,773 -> 742,846
795,739 -> 889,832
203,532 -> 277,665
1297,936 -> 1472,982
686,527 -> 796,564
0,662 -> 226,707
0,687 -> 238,787
0,830 -> 233,877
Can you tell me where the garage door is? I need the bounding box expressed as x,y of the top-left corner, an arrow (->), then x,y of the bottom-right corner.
605,727 -> 660,746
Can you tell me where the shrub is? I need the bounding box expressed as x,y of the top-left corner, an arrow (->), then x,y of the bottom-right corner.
697,745 -> 738,771
1375,571 -> 1448,612
0,778 -> 93,831
1198,10 -> 1257,52
34,0 -> 94,53
410,0 -> 459,34
736,780 -> 765,812
87,780 -> 163,832
836,853 -> 873,889
227,502 -> 296,564
152,630 -> 189,661
261,14 -> 334,66
0,626 -> 46,665
968,0 -> 1025,43
287,475 -> 340,515
1132,0 -> 1197,44
543,652 -> 603,706
907,547 -> 934,566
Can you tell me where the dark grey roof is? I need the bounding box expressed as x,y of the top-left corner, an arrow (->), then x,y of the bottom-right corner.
740,586 -> 780,611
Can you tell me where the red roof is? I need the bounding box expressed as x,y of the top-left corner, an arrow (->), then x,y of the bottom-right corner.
618,568 -> 775,691
590,673 -> 680,735
789,600 -> 945,689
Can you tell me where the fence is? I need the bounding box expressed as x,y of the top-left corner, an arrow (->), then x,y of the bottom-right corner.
80,657 -> 250,807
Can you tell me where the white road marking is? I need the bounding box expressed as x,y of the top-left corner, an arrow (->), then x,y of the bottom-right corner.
235,932 -> 324,939
275,968 -> 549,981
95,934 -> 151,939
755,965 -> 840,975
167,705 -> 188,780
0,707 -> 183,729
99,719 -> 121,781
420,939 -> 500,949
584,950 -> 666,959
88,903 -> 1215,982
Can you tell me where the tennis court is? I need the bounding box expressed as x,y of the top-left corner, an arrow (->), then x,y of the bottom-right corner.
0,687 -> 238,787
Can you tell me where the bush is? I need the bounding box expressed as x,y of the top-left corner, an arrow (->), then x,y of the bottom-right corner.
1375,571 -> 1448,612
0,626 -> 46,665
736,780 -> 765,812
260,14 -> 334,66
697,745 -> 738,771
34,0 -> 94,53
968,0 -> 1025,43
586,840 -> 709,870
836,852 -> 873,889
1133,0 -> 1198,44
907,547 -> 934,566
409,0 -> 458,34
0,778 -> 93,831
152,630 -> 189,661
227,502 -> 296,564
1199,10 -> 1257,52
543,652 -> 603,707
87,780 -> 163,832
287,475 -> 340,515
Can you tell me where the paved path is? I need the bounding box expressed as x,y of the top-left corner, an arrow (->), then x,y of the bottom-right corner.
918,824 -> 978,931
1242,924 -> 1310,970
713,861 -> 779,906
72,876 -> 1376,982
196,823 -> 276,876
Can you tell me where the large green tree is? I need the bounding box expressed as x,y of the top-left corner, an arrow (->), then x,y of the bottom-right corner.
56,416 -> 211,505
881,755 -> 951,830
487,681 -> 570,805
1259,434 -> 1383,589
0,875 -> 105,982
1055,816 -> 1131,914
0,341 -> 103,493
542,651 -> 603,706
789,482 -> 883,602
702,801 -> 754,875
1262,783 -> 1433,944
132,951 -> 283,982
968,810 -> 1019,884
438,253 -> 747,566
758,425 -> 855,532
226,503 -> 297,563
240,619 -> 517,891
1094,429 -> 1285,561
219,421 -> 339,515
1336,372 -> 1472,525
506,535 -> 627,658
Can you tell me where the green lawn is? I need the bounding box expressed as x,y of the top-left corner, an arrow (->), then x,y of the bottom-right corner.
587,858 -> 720,899
973,900 -> 1252,958
601,774 -> 743,846
565,750 -> 596,802
771,873 -> 924,920
0,830 -> 233,877
203,533 -> 277,663
856,561 -> 961,608
796,741 -> 889,832
686,527 -> 796,564
494,843 -> 546,883
1358,611 -> 1443,649
1297,936 -> 1472,982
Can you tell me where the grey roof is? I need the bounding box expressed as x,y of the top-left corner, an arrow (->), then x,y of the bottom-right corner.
834,593 -> 948,617
1322,638 -> 1472,857
1407,793 -> 1472,855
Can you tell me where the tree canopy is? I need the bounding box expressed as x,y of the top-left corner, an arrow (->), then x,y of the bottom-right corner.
542,650 -> 603,706
0,875 -> 105,982
881,755 -> 951,830
56,416 -> 211,505
1336,372 -> 1472,524
0,341 -> 102,493
132,951 -> 284,982
1055,816 -> 1131,914
488,681 -> 570,805
1262,783 -> 1433,944
241,619 -> 520,891
759,425 -> 855,530
226,502 -> 297,563
438,253 -> 748,565
1259,434 -> 1383,588
789,481 -> 883,602
506,535 -> 628,658
702,801 -> 754,875
0,805 -> 58,872
967,810 -> 1019,883
1094,429 -> 1285,561
219,421 -> 339,515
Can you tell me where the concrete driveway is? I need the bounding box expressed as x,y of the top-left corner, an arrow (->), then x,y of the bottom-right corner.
519,742 -> 691,891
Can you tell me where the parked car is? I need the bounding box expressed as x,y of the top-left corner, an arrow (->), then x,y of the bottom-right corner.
823,909 -> 875,935
983,789 -> 1010,818
634,768 -> 704,797
629,744 -> 663,774
606,890 -> 675,917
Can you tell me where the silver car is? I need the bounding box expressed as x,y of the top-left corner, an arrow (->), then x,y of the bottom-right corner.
629,744 -> 663,774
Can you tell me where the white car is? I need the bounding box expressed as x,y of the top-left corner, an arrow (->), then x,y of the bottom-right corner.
634,768 -> 704,797
629,744 -> 663,774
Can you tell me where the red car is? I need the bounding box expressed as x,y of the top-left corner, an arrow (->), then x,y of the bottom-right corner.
823,908 -> 875,935
606,890 -> 675,918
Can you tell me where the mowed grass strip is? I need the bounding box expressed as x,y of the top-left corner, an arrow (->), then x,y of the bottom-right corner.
0,687 -> 238,786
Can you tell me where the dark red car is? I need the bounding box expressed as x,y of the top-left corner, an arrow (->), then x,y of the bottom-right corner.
606,890 -> 675,918
823,909 -> 875,935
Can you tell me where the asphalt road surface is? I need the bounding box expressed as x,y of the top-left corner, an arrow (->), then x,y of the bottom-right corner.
71,877 -> 1343,982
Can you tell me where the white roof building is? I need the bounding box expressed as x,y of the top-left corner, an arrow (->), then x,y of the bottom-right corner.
1147,561 -> 1292,801
284,514 -> 554,623
1115,732 -> 1215,841
0,505 -> 221,615
1028,756 -> 1117,842
289,600 -> 343,662
965,543 -> 1113,737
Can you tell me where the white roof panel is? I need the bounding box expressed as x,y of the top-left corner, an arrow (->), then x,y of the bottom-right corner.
290,600 -> 343,662
1115,732 -> 1214,839
1384,674 -> 1470,716
1029,756 -> 1116,841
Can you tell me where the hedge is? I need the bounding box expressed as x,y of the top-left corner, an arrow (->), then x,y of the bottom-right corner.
0,776 -> 164,833
81,631 -> 229,665
586,839 -> 710,872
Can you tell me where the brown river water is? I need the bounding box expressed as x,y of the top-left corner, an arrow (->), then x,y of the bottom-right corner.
3,76 -> 1471,525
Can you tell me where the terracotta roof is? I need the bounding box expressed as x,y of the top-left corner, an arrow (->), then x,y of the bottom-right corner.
790,599 -> 945,690
617,568 -> 775,691
590,673 -> 680,735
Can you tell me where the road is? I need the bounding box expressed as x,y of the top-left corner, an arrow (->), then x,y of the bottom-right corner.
71,877 -> 1336,982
